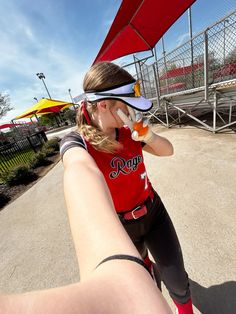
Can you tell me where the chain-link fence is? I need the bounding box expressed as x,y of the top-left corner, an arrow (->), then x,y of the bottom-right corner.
209,12 -> 236,83
136,10 -> 236,98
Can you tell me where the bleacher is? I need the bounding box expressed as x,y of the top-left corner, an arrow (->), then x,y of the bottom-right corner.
134,9 -> 236,133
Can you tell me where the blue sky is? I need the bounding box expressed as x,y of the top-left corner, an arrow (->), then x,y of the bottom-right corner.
0,0 -> 235,122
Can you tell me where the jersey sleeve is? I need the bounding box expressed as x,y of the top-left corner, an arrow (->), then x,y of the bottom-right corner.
60,131 -> 87,158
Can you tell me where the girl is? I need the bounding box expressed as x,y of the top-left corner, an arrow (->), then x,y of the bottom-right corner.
60,61 -> 194,314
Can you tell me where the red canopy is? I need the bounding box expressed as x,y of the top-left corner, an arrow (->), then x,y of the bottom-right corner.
93,0 -> 196,64
0,123 -> 22,130
37,104 -> 71,114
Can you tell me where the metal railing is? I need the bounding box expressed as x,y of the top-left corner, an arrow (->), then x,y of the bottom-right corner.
0,131 -> 47,175
133,10 -> 236,132
137,10 -> 236,96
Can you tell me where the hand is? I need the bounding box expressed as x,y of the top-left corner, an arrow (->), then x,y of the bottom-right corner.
116,108 -> 154,144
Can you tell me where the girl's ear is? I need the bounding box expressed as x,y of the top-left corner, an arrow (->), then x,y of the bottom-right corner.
97,100 -> 107,111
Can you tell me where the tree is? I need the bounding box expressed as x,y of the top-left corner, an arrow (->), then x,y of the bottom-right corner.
63,108 -> 76,124
225,48 -> 236,64
0,93 -> 13,119
39,113 -> 59,127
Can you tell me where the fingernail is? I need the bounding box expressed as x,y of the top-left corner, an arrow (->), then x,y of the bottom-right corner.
132,130 -> 139,140
143,119 -> 149,127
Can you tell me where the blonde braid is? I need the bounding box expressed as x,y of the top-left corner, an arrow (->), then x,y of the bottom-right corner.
76,102 -> 122,153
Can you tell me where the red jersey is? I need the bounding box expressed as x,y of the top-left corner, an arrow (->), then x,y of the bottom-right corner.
60,127 -> 152,213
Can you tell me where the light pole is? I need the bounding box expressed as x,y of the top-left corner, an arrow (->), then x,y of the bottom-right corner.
36,72 -> 52,99
36,73 -> 61,127
68,89 -> 77,110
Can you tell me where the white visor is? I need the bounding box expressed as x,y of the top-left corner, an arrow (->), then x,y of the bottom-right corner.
85,82 -> 152,112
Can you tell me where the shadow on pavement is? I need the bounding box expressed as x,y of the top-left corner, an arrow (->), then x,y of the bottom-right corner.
190,279 -> 236,314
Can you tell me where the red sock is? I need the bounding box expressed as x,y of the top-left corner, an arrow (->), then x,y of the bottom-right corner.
174,298 -> 194,314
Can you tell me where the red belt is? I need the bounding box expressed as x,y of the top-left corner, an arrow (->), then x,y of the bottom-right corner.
120,190 -> 155,221
123,204 -> 148,220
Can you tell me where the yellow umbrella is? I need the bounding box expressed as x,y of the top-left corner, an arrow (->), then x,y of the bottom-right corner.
15,98 -> 73,120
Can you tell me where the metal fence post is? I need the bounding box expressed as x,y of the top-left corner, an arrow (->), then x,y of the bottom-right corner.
26,136 -> 37,153
213,90 -> 217,133
165,101 -> 169,128
133,54 -> 139,79
204,29 -> 209,101
161,37 -> 169,94
137,60 -> 146,97
188,7 -> 195,88
39,130 -> 48,142
152,63 -> 160,108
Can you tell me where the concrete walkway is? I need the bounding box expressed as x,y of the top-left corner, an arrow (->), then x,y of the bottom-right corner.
0,126 -> 235,314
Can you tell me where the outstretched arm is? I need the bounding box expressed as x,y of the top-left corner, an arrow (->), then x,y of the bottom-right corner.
0,146 -> 171,314
63,146 -> 141,279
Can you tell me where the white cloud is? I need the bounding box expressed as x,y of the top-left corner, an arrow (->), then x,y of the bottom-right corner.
0,2 -> 89,122
176,32 -> 190,46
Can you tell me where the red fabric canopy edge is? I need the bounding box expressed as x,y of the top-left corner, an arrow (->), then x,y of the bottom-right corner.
93,0 -> 196,64
0,123 -> 22,130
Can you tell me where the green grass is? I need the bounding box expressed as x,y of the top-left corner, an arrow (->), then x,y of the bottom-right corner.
0,149 -> 35,174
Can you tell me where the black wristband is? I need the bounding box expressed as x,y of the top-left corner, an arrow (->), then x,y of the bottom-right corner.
96,254 -> 151,275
